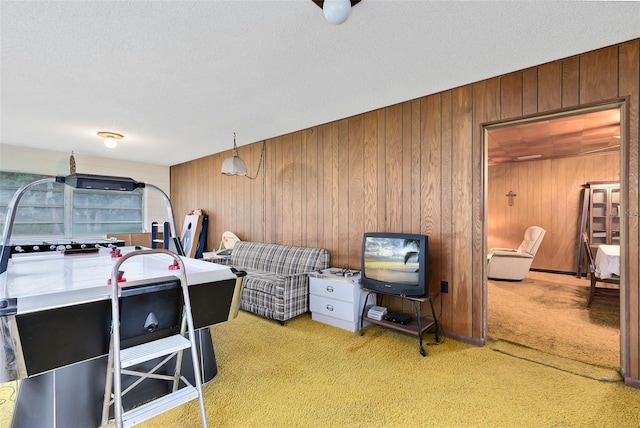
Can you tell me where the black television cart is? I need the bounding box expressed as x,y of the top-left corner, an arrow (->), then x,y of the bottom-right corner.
359,289 -> 440,357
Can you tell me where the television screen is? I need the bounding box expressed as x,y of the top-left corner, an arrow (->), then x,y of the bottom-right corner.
361,232 -> 429,297
363,237 -> 421,284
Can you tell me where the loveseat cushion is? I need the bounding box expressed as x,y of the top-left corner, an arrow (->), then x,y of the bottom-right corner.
240,270 -> 285,295
240,272 -> 310,322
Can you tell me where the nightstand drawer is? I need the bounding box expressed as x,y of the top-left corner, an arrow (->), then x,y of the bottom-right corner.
309,295 -> 357,322
309,277 -> 357,303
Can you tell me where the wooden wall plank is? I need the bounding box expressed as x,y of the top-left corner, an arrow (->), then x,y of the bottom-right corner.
440,91 -> 453,330
274,135 -> 284,244
330,121 -> 341,264
291,132 -> 303,246
451,85 -> 474,336
522,68 -> 538,115
422,94 -> 442,293
314,129 -> 325,248
337,119 -> 350,267
282,134 -> 294,244
500,72 -> 522,119
402,101 -> 412,232
299,132 -> 307,246
411,99 -> 422,234
385,104 -> 403,232
264,139 -> 273,243
377,109 -> 386,232
538,61 -> 562,112
242,147 -> 251,236
562,56 -> 580,108
550,156 -> 579,271
198,155 -> 214,249
486,164 -> 509,249
303,130 -> 317,247
363,111 -> 378,235
580,45 -> 619,104
320,124 -> 335,255
348,115 -> 364,267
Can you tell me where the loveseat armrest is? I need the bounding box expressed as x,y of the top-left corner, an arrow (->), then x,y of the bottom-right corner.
281,272 -> 314,281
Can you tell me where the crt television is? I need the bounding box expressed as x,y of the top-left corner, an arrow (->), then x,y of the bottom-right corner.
360,232 -> 429,297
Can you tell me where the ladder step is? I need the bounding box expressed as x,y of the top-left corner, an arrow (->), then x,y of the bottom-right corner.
121,334 -> 190,368
122,386 -> 198,427
152,239 -> 164,243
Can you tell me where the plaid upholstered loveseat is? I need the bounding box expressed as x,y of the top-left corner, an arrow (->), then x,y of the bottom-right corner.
230,241 -> 330,324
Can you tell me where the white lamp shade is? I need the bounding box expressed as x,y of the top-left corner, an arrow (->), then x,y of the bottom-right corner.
221,155 -> 247,176
323,0 -> 351,25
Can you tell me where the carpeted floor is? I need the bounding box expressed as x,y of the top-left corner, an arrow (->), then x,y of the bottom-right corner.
488,270 -> 620,368
1,286 -> 634,428
147,312 -> 639,427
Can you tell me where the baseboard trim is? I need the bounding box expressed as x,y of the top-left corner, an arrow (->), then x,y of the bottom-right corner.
530,268 -> 582,277
444,330 -> 485,346
624,376 -> 640,389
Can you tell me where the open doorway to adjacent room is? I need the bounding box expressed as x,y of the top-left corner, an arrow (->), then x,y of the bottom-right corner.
483,102 -> 625,369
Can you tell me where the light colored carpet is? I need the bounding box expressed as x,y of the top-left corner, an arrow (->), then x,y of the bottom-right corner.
2,305 -> 637,428
145,311 -> 640,427
488,270 -> 620,368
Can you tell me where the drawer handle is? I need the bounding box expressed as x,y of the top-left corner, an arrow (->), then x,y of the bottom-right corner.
326,304 -> 334,311
326,285 -> 334,293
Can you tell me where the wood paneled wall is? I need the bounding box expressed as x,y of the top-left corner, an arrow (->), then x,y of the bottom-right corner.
488,152 -> 620,272
171,40 -> 640,386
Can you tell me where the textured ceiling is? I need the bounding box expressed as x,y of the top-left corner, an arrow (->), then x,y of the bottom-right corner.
1,1 -> 640,167
487,108 -> 621,164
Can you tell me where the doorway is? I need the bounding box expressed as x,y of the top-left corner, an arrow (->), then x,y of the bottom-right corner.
482,102 -> 625,368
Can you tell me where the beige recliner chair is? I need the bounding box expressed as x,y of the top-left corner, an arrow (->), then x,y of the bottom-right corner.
487,226 -> 546,281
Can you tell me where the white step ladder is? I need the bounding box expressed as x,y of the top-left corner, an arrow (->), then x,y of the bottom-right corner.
101,249 -> 207,428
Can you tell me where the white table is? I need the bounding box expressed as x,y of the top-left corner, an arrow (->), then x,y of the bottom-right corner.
595,244 -> 620,279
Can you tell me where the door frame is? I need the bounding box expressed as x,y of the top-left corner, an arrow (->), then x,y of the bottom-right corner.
480,99 -> 628,370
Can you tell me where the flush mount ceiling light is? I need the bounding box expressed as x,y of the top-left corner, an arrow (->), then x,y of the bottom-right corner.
97,131 -> 123,149
312,0 -> 361,25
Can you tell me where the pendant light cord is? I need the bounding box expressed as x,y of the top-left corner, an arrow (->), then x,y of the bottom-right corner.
246,140 -> 266,180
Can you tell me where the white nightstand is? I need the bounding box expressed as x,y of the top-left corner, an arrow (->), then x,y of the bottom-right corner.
309,269 -> 373,332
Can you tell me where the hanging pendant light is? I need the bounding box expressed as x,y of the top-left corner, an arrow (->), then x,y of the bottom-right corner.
221,133 -> 248,176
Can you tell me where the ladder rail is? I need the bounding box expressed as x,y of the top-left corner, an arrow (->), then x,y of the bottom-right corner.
109,248 -> 207,428
172,313 -> 188,391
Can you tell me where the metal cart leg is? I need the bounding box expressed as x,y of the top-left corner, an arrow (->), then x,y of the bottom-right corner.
413,300 -> 426,357
360,292 -> 374,335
